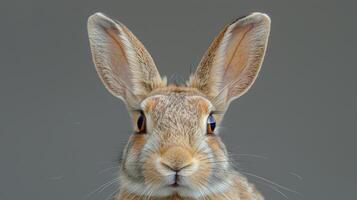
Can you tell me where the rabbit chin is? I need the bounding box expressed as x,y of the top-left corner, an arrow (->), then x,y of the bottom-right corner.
120,175 -> 233,198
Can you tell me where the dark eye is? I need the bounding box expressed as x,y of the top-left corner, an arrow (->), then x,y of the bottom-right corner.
136,112 -> 146,133
207,114 -> 216,134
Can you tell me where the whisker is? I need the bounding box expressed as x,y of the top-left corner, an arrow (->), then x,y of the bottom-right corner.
85,177 -> 119,199
99,166 -> 119,174
104,187 -> 119,200
240,171 -> 301,195
289,172 -> 303,180
253,179 -> 289,199
228,153 -> 269,160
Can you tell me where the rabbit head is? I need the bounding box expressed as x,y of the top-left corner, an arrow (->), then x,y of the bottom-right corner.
88,12 -> 270,198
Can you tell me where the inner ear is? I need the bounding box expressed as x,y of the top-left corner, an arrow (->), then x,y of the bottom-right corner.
188,13 -> 271,108
222,24 -> 254,87
105,27 -> 133,87
87,13 -> 166,108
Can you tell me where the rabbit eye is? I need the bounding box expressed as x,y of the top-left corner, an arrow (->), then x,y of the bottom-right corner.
207,114 -> 216,134
136,112 -> 146,133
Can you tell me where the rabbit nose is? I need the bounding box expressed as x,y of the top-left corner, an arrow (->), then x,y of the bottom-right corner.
161,161 -> 192,173
160,146 -> 193,172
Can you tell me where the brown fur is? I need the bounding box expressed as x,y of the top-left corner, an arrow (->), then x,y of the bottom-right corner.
116,175 -> 264,200
88,12 -> 271,200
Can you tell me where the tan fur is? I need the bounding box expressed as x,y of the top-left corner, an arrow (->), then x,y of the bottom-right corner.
188,13 -> 271,110
87,12 -> 271,200
116,175 -> 263,200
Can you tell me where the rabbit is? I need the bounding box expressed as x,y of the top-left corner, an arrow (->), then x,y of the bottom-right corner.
87,11 -> 270,200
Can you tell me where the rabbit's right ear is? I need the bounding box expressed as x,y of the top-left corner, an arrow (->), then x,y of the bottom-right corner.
87,13 -> 165,108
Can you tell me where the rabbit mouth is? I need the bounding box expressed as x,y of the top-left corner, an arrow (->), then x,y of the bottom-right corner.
169,180 -> 179,188
170,182 -> 179,187
168,173 -> 182,187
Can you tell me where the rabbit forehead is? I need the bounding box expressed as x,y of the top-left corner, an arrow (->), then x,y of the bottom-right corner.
141,93 -> 213,114
140,93 -> 213,138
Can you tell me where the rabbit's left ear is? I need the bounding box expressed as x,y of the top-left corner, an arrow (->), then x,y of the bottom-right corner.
188,13 -> 271,109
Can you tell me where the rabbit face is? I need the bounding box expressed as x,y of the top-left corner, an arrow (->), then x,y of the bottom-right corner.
88,12 -> 270,198
120,88 -> 231,197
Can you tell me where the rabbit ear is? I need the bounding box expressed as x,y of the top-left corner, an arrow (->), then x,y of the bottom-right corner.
87,13 -> 165,107
188,13 -> 270,109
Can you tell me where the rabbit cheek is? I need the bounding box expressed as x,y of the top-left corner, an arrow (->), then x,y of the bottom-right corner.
126,135 -> 146,164
122,136 -> 146,179
206,137 -> 229,178
206,137 -> 227,160
186,155 -> 212,187
142,154 -> 164,186
129,135 -> 147,155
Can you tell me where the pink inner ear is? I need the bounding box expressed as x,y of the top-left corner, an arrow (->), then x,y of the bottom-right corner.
222,24 -> 254,89
105,27 -> 133,89
188,13 -> 270,107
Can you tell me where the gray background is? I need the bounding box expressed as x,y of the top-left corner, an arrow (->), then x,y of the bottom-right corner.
1,0 -> 356,199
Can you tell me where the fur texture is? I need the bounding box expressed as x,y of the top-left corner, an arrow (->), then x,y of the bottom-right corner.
87,12 -> 270,200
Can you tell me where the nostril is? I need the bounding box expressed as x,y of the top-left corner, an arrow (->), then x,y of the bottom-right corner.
161,162 -> 177,171
160,161 -> 192,172
178,163 -> 192,171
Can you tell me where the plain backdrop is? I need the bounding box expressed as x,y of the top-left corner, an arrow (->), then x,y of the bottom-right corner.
1,0 -> 356,199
